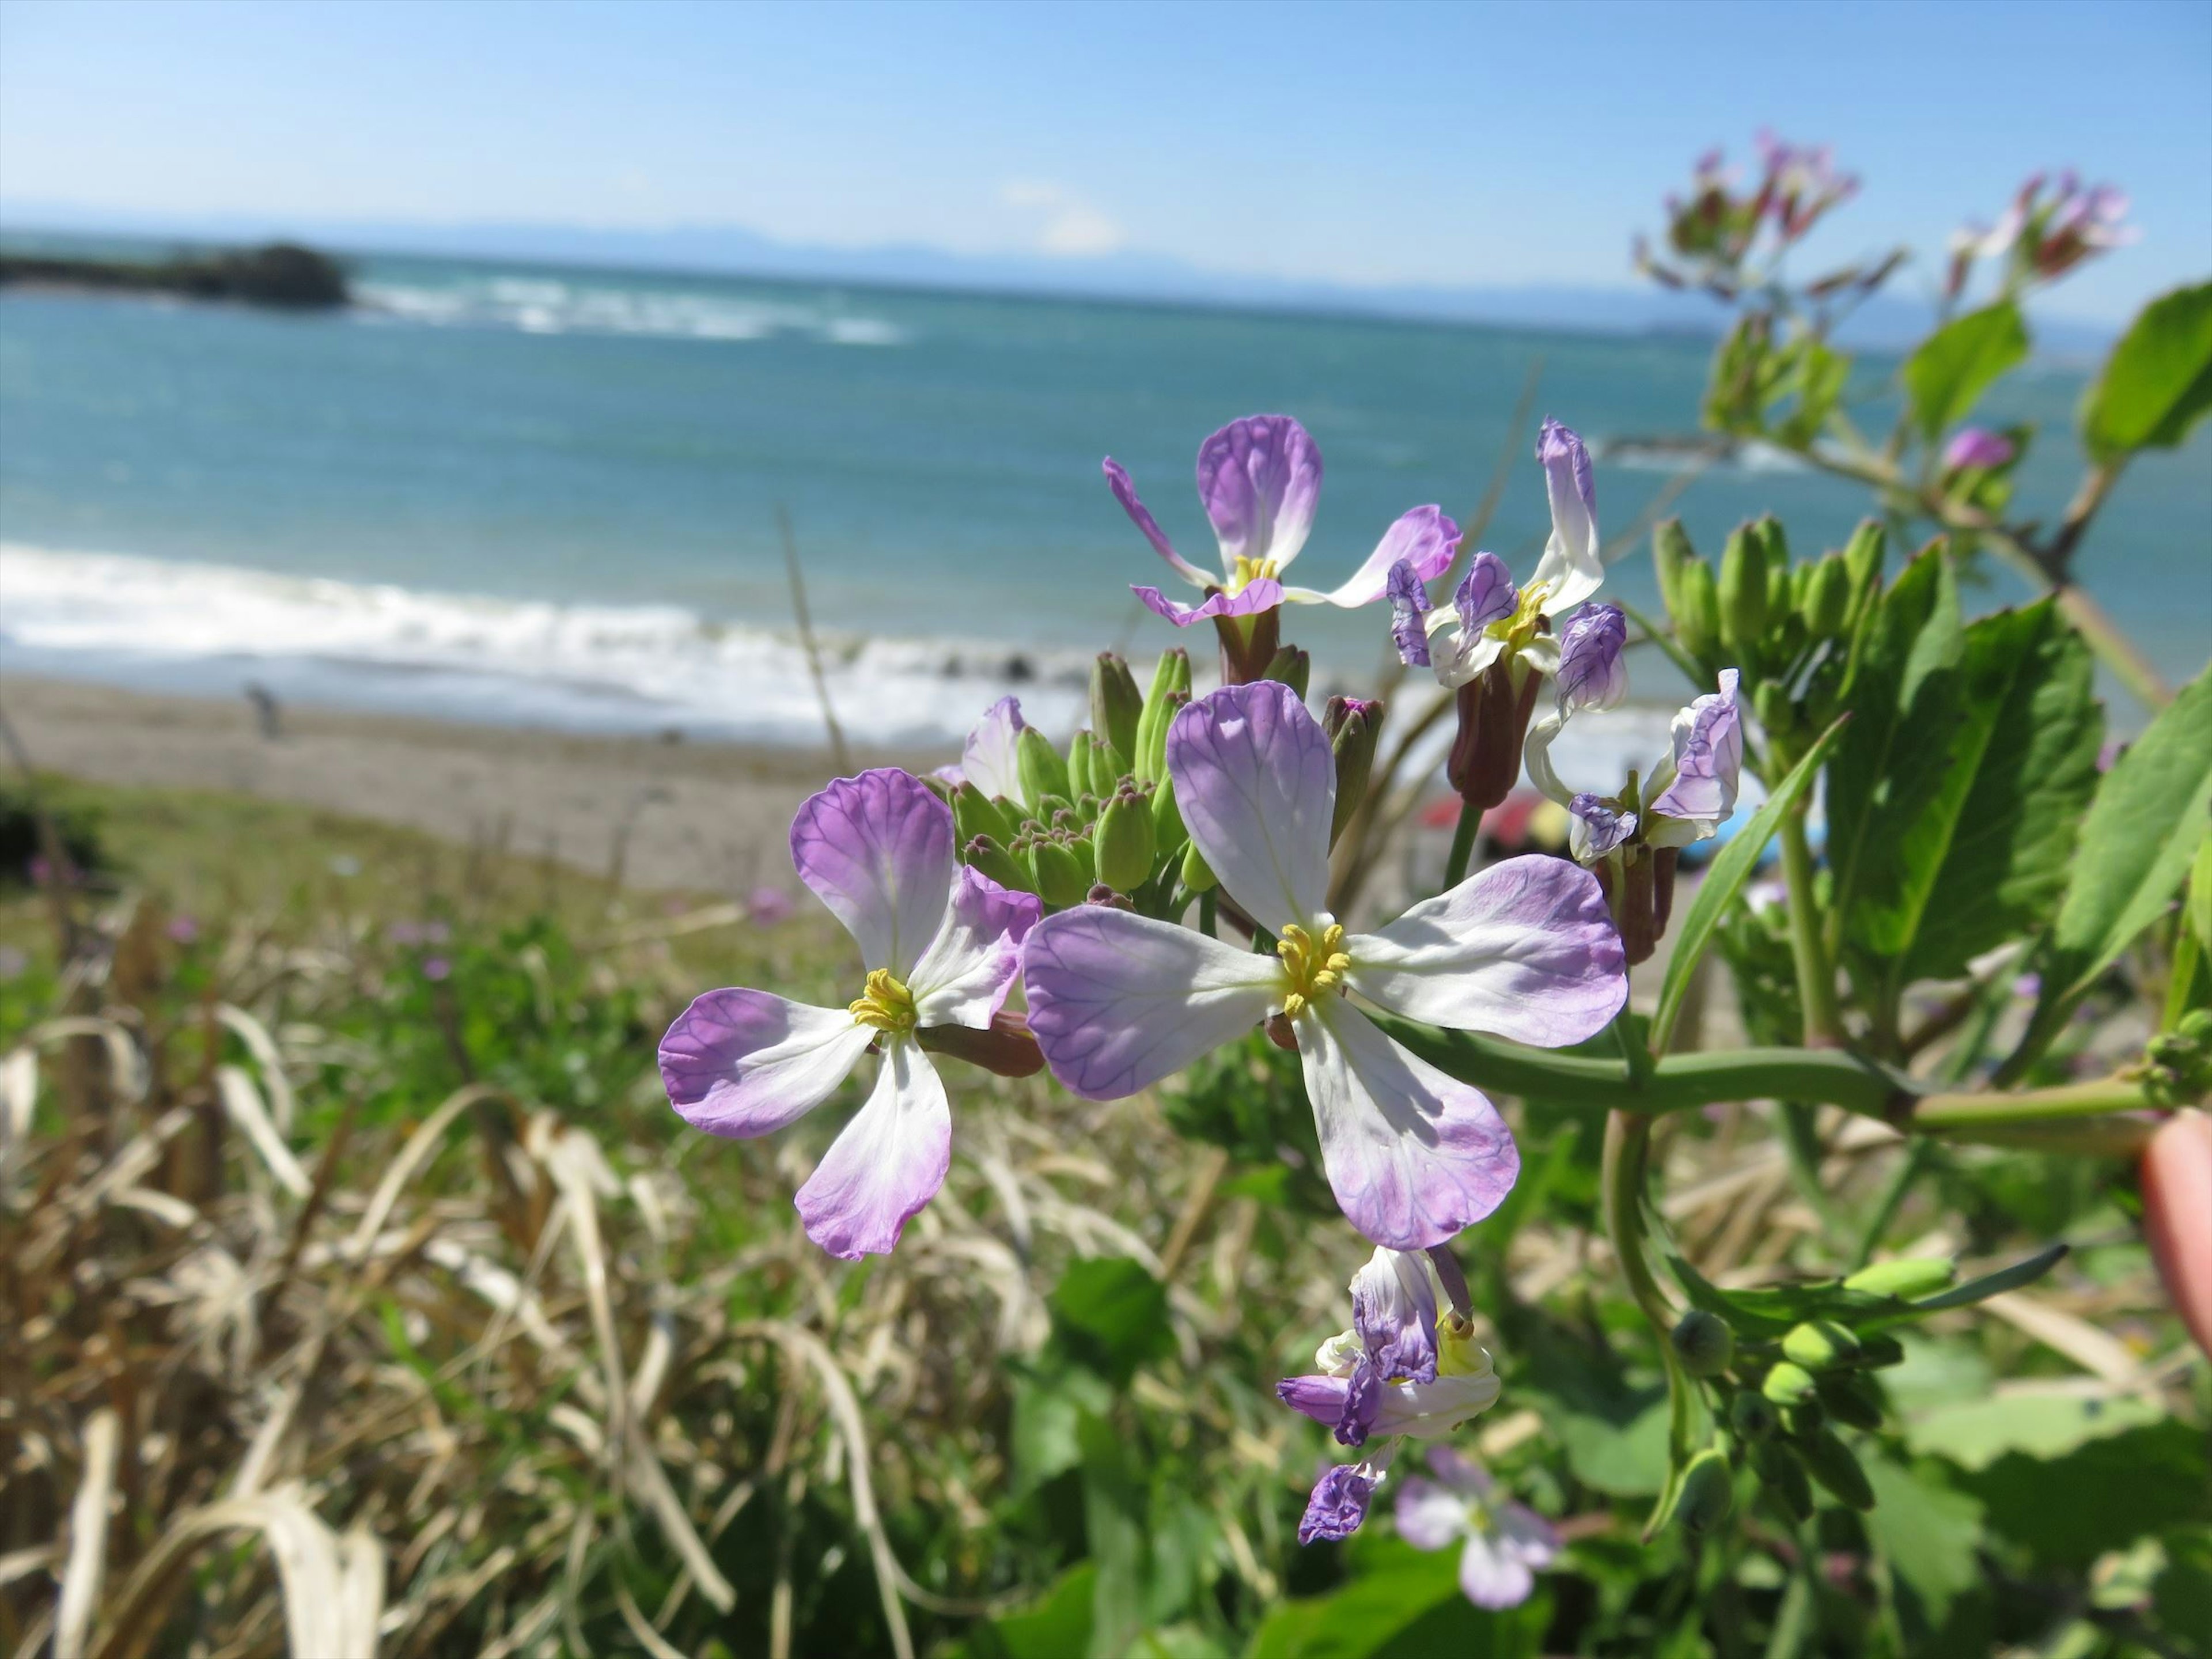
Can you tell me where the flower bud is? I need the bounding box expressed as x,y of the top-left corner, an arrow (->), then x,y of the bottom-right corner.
1761,1361 -> 1817,1406
1094,787 -> 1156,894
1090,652 -> 1143,767
1805,552 -> 1853,639
1730,1391 -> 1779,1441
1718,522 -> 1770,655
1672,1448 -> 1735,1535
1447,658 -> 1543,813
1942,426 -> 2017,473
1798,1426 -> 1874,1510
1754,680 -> 1796,741
1016,728 -> 1070,811
952,782 -> 1017,849
1751,1442 -> 1813,1523
1030,835 -> 1091,908
1840,518 -> 1886,626
1781,1321 -> 1861,1372
1653,518 -> 1700,621
1815,1371 -> 1886,1431
1180,840 -> 1217,894
1842,1257 -> 1954,1300
1151,773 -> 1187,859
964,834 -> 1036,896
1066,728 -> 1099,801
1325,696 -> 1384,849
1675,559 -> 1723,662
1133,649 -> 1192,785
1264,644 -> 1312,700
1671,1309 -> 1736,1378
2142,1108 -> 2212,1361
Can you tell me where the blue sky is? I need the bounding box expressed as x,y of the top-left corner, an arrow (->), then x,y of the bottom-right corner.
1,0 -> 2207,322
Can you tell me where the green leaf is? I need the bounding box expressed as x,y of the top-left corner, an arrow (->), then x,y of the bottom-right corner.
1960,1420 -> 2211,1568
960,1564 -> 1097,1659
1864,1457 -> 1986,1626
1246,1540 -> 1551,1659
1904,300 -> 2029,441
1049,1256 -> 1173,1387
1904,1390 -> 2166,1471
1079,1412 -> 1150,1659
2153,1528 -> 2212,1653
1826,547 -> 1964,934
2010,668 -> 2212,1072
2082,281 -> 2212,459
1650,714 -> 1848,1052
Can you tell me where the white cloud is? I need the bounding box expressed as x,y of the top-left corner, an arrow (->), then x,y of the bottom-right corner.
999,179 -> 1126,259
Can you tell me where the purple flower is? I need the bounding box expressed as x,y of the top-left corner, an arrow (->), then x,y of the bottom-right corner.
1455,552 -> 1520,636
1647,670 -> 1744,845
747,885 -> 797,928
166,915 -> 200,945
1023,683 -> 1626,1249
1957,172 -> 2135,290
1105,415 -> 1459,626
660,770 -> 1040,1259
1553,604 -> 1628,716
422,956 -> 452,982
937,696 -> 1030,808
1385,559 -> 1432,668
1278,1248 -> 1503,1543
1567,795 -> 1638,862
1395,1446 -> 1560,1609
1942,427 -> 2017,473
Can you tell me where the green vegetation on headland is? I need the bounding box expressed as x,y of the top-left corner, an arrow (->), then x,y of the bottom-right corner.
0,240 -> 347,308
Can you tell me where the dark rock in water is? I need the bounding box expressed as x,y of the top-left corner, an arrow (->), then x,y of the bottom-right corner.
1004,654 -> 1035,683
0,241 -> 349,309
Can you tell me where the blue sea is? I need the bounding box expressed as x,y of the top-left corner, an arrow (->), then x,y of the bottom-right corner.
2,241 -> 2205,746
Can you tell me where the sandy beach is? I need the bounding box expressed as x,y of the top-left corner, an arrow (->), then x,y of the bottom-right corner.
0,672 -> 915,894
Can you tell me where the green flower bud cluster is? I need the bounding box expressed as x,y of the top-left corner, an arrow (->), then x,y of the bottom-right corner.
1653,514 -> 1886,761
2138,1009 -> 2212,1107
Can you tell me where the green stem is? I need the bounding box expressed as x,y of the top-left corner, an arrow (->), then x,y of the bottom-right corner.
1198,890 -> 1217,940
1778,808 -> 1844,1047
1602,1110 -> 1695,1541
1441,799 -> 1480,893
1912,1075 -> 2159,1130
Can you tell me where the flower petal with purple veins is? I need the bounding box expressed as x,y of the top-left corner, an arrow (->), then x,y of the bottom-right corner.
1130,579 -> 1286,627
1166,682 -> 1335,935
1555,603 -> 1629,714
1649,669 -> 1744,841
1347,855 -> 1627,1044
660,990 -> 874,1139
1454,551 -> 1519,633
1527,419 -> 1604,615
1103,457 -> 1212,588
954,697 -> 1028,806
1297,1460 -> 1383,1545
1568,795 -> 1638,862
1298,1003 -> 1521,1251
1384,559 -> 1433,668
1024,906 -> 1281,1100
909,867 -> 1041,1031
791,769 -> 956,978
794,1040 -> 952,1259
1294,505 -> 1461,608
1197,415 -> 1323,573
1334,1248 -> 1441,1444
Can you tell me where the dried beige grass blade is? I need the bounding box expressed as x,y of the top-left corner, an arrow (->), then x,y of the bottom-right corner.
348,1083 -> 497,1257
217,1003 -> 297,1134
215,1065 -> 311,1197
55,1408 -> 119,1659
27,1016 -> 148,1101
1981,1291 -> 2142,1383
1,1044 -> 35,1143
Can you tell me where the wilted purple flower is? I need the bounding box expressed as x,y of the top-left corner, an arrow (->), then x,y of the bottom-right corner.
1942,427 -> 2017,473
1647,670 -> 1744,845
1414,425 -> 1604,691
661,770 -> 1040,1258
1023,682 -> 1626,1249
1553,604 -> 1629,716
1277,1248 -> 1502,1543
1104,415 -> 1460,626
935,696 -> 1029,806
1385,560 -> 1433,668
1395,1446 -> 1561,1609
1567,795 -> 1638,862
747,885 -> 797,928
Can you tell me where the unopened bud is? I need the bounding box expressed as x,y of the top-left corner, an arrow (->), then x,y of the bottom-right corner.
1653,519 -> 1700,620
1066,729 -> 1099,801
1180,840 -> 1217,894
1675,559 -> 1722,662
1094,787 -> 1156,893
1264,644 -> 1311,700
1730,1391 -> 1779,1441
1672,1449 -> 1735,1535
1132,649 -> 1192,785
1718,522 -> 1770,655
953,782 -> 1017,849
1805,552 -> 1853,638
1671,1309 -> 1736,1378
1762,1361 -> 1817,1406
1798,1427 -> 1874,1510
964,834 -> 1035,896
1816,1371 -> 1886,1431
1139,688 -> 1188,791
1016,728 -> 1070,811
1751,1442 -> 1813,1522
1082,882 -> 1135,913
1151,772 -> 1187,859
1840,519 -> 1886,626
1325,695 -> 1384,849
1781,1321 -> 1861,1372
1446,659 -> 1542,813
1842,1257 -> 1954,1300
1030,836 -> 1090,908
1090,652 -> 1143,766
1754,680 -> 1795,741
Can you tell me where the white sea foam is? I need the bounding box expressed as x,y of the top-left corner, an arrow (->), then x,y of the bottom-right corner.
353,274 -> 910,347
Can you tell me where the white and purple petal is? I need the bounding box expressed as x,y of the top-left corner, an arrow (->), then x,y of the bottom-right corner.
1455,551 -> 1519,634
1384,559 -> 1433,668
1103,457 -> 1212,588
660,990 -> 873,1139
1197,415 -> 1323,574
1131,578 -> 1285,627
1291,505 -> 1460,609
908,866 -> 1041,1030
1347,855 -> 1627,1044
1392,1476 -> 1470,1551
1298,1003 -> 1521,1252
1166,681 -> 1335,935
1023,906 -> 1280,1100
1569,795 -> 1639,863
1649,669 -> 1744,842
1555,603 -> 1628,714
791,769 -> 956,978
794,1039 -> 952,1259
1458,1528 -> 1538,1610
953,697 -> 1029,806
1527,418 -> 1604,615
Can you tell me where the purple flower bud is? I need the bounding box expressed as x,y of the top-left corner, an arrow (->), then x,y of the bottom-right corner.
1555,604 -> 1629,714
1298,1460 -> 1384,1544
1454,551 -> 1518,634
1384,558 -> 1431,668
1569,794 -> 1638,859
1942,427 -> 2016,472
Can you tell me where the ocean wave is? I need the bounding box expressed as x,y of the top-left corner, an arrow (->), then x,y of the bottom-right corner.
1597,436 -> 1809,476
353,274 -> 910,347
0,544 -> 1079,748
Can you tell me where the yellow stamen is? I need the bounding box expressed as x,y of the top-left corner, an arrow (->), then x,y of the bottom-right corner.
848,967 -> 918,1033
1227,553 -> 1281,594
1485,579 -> 1552,654
1277,922 -> 1353,1021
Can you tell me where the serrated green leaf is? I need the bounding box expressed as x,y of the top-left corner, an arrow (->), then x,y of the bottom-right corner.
2010,668 -> 2212,1073
1904,300 -> 2029,441
1651,715 -> 1847,1052
2081,281 -> 2212,459
1904,1390 -> 2166,1471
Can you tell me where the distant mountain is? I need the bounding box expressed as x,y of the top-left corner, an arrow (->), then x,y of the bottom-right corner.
0,197 -> 2119,357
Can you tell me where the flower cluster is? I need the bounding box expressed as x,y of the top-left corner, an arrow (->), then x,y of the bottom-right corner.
1947,171 -> 2135,298
1637,131 -> 1860,295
